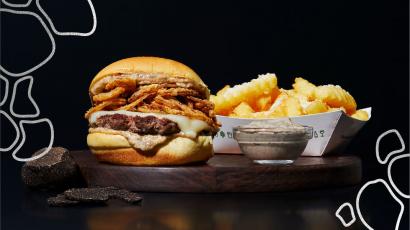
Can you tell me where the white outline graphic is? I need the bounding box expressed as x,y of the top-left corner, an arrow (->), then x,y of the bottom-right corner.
9,75 -> 40,118
336,129 -> 408,229
1,0 -> 32,8
1,1 -> 96,162
388,154 -> 410,199
0,75 -> 9,106
356,179 -> 404,230
0,110 -> 20,152
375,129 -> 405,164
0,8 -> 56,77
12,118 -> 54,162
36,0 -> 97,36
335,202 -> 356,227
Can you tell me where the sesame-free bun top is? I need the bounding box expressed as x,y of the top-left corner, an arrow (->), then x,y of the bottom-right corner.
90,57 -> 209,97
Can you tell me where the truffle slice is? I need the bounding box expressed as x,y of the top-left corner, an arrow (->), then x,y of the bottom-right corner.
64,188 -> 110,203
47,194 -> 79,207
109,189 -> 143,204
48,187 -> 143,207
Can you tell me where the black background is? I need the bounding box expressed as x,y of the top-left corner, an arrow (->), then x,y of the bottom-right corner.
2,0 -> 408,175
1,0 -> 409,229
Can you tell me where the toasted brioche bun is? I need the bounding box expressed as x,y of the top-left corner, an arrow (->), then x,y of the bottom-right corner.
87,132 -> 213,166
90,56 -> 209,98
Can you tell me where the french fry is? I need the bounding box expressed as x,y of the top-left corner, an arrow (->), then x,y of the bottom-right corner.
230,102 -> 255,117
282,97 -> 303,116
314,85 -> 357,114
210,95 -> 232,115
270,87 -> 281,103
254,95 -> 272,111
350,109 -> 369,121
284,89 -> 311,110
328,107 -> 347,113
213,75 -> 363,119
217,85 -> 230,96
269,95 -> 303,117
248,97 -> 306,118
304,100 -> 329,115
269,92 -> 288,112
212,74 -> 278,115
293,77 -> 316,100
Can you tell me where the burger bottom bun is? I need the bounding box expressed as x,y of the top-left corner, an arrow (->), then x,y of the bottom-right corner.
87,133 -> 213,166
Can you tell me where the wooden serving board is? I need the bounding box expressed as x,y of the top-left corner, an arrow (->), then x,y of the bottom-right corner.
71,150 -> 361,192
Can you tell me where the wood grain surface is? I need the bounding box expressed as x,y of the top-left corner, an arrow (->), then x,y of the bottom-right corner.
71,150 -> 362,192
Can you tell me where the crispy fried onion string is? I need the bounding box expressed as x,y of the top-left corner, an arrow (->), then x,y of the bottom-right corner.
127,85 -> 200,103
85,98 -> 127,119
93,87 -> 125,103
87,82 -> 219,128
147,95 -> 218,128
105,78 -> 137,91
157,88 -> 200,98
128,84 -> 161,103
115,93 -> 154,111
186,96 -> 214,117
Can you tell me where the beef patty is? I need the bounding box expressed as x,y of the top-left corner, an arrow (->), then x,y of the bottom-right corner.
93,114 -> 180,135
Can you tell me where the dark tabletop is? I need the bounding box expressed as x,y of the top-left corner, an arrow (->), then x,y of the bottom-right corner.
2,155 -> 408,230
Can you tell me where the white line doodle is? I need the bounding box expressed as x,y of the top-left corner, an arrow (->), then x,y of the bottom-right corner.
12,118 -> 54,162
36,0 -> 97,36
375,129 -> 405,164
0,110 -> 20,152
0,8 -> 56,77
1,0 -> 32,8
336,129 -> 408,229
9,76 -> 40,118
0,75 -> 9,106
1,1 -> 96,161
388,154 -> 410,199
355,179 -> 404,230
335,202 -> 356,227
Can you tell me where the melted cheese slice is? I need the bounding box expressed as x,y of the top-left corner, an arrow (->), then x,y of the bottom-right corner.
89,110 -> 211,138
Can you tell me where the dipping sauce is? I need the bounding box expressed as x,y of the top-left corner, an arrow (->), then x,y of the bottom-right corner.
233,119 -> 313,164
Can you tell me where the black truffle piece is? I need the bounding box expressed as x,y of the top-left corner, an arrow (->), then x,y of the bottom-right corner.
109,189 -> 143,204
47,194 -> 79,207
48,187 -> 143,207
64,188 -> 110,203
21,147 -> 82,190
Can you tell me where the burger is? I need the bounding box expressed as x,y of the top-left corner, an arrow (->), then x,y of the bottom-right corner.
85,57 -> 220,166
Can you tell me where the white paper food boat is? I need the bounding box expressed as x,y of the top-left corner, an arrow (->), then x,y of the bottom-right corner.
213,107 -> 371,156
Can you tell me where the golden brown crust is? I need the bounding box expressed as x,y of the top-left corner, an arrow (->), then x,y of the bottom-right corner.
88,133 -> 213,166
90,57 -> 208,94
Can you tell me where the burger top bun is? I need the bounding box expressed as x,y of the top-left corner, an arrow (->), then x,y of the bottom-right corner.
89,57 -> 209,98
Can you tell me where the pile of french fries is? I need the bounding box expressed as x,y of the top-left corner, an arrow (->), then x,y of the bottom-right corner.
210,74 -> 369,121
